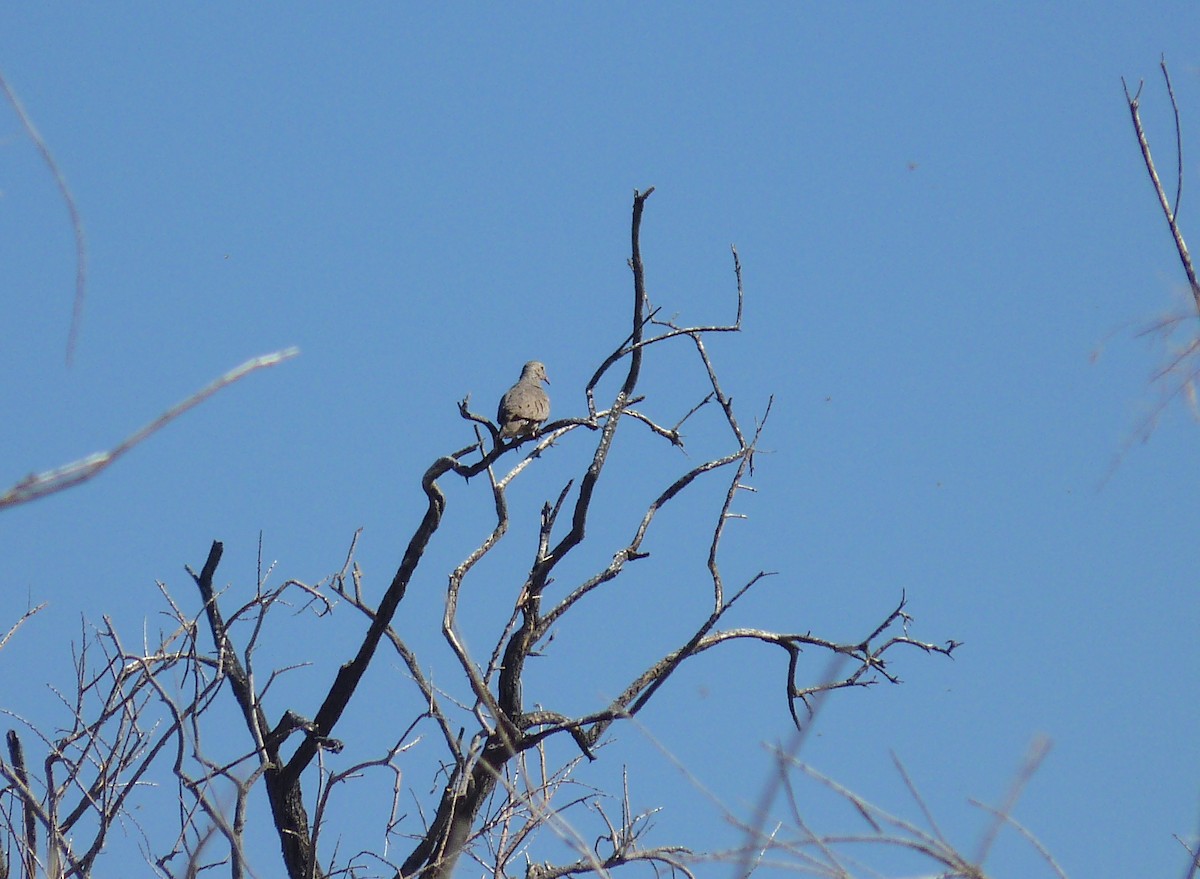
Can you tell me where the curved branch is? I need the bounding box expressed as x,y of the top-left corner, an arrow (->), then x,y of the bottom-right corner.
0,68 -> 88,364
285,446 -> 480,787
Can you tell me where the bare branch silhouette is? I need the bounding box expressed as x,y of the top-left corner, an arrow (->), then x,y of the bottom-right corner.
3,193 -> 956,879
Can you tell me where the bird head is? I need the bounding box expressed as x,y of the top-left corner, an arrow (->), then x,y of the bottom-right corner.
522,361 -> 550,385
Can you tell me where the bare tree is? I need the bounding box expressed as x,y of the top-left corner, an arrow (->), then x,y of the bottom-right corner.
1,189 -> 957,879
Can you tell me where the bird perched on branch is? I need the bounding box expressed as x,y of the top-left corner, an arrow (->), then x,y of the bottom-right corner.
497,361 -> 550,439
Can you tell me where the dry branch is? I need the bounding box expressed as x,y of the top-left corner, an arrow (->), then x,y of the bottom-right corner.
1123,58 -> 1200,312
0,348 -> 299,510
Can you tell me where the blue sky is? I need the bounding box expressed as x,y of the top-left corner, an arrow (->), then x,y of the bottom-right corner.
2,5 -> 1199,878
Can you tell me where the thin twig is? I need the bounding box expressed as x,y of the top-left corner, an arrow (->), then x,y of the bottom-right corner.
1122,63 -> 1200,311
973,735 -> 1051,864
0,67 -> 88,364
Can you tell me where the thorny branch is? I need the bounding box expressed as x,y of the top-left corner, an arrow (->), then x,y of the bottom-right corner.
3,191 -> 957,879
0,599 -> 250,879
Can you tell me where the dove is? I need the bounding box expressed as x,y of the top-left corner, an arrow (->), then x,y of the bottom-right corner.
497,361 -> 550,439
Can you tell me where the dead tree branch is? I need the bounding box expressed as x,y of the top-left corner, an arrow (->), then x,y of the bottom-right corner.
1123,57 -> 1200,312
0,348 -> 299,511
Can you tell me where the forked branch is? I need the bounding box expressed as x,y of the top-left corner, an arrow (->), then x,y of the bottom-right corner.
1123,58 -> 1200,312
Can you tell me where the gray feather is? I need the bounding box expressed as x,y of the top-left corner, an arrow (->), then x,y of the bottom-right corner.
497,361 -> 550,439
